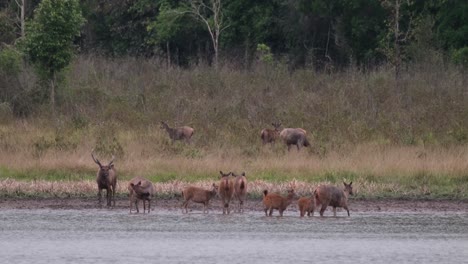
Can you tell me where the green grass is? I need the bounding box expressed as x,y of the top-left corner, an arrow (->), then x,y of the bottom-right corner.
1,166 -> 467,200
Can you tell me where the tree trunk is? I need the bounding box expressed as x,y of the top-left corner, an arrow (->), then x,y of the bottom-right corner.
20,0 -> 25,38
394,0 -> 401,84
50,72 -> 56,113
166,41 -> 171,68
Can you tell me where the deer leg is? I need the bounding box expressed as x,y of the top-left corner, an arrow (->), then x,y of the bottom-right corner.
135,199 -> 139,213
269,208 -> 273,216
344,205 -> 350,217
97,189 -> 102,204
264,207 -> 268,216
333,207 -> 337,217
240,200 -> 244,213
129,197 -> 133,214
182,200 -> 189,214
112,185 -> 116,207
320,204 -> 327,216
106,189 -> 111,206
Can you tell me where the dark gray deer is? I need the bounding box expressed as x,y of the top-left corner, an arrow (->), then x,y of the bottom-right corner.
92,151 -> 117,207
279,128 -> 310,151
128,177 -> 155,214
314,182 -> 353,217
160,121 -> 194,144
260,122 -> 282,145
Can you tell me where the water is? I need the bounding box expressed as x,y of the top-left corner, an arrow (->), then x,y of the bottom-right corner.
0,209 -> 467,264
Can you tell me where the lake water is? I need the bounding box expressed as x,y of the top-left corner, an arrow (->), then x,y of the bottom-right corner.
0,208 -> 467,263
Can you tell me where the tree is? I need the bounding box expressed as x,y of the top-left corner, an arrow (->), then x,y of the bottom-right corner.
186,0 -> 229,68
22,0 -> 84,111
380,0 -> 414,83
14,0 -> 25,38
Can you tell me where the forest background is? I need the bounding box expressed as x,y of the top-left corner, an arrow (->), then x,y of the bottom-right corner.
0,0 -> 467,199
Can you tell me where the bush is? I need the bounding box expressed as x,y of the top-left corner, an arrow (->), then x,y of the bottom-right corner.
452,47 -> 468,68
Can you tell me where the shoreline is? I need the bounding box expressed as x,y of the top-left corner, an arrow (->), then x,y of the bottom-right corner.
1,196 -> 467,213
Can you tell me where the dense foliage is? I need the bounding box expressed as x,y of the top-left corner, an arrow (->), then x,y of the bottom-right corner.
1,0 -> 466,68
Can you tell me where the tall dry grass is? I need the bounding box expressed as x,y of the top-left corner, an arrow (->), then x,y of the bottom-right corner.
1,56 -> 468,198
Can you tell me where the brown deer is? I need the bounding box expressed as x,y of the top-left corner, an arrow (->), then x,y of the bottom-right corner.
260,122 -> 282,144
218,171 -> 234,214
315,182 -> 353,217
181,183 -> 218,214
232,172 -> 247,213
262,188 -> 296,216
279,128 -> 310,151
92,151 -> 117,207
160,121 -> 194,144
298,192 -> 316,217
128,177 -> 155,214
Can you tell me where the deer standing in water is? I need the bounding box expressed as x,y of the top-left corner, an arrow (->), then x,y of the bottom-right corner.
262,188 -> 296,217
92,151 -> 117,207
218,171 -> 234,214
181,183 -> 218,214
232,172 -> 247,213
128,177 -> 155,214
314,182 -> 353,217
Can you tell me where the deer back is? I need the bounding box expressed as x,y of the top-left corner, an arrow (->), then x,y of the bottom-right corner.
219,171 -> 234,199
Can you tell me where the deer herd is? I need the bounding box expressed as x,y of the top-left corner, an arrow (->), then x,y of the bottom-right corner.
90,122 -> 353,217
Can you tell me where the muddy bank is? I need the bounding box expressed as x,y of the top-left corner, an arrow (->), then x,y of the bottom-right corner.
1,197 -> 467,213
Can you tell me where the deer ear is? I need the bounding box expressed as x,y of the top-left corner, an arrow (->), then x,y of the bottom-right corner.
349,182 -> 353,186
130,183 -> 134,187
137,181 -> 142,186
242,172 -> 246,176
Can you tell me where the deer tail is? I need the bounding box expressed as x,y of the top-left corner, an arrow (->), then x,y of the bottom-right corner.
263,190 -> 268,197
240,181 -> 245,190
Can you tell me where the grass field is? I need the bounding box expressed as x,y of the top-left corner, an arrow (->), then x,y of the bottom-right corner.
1,56 -> 468,200
0,124 -> 467,199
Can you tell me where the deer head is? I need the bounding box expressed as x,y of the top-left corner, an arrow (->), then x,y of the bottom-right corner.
91,150 -> 115,178
343,181 -> 353,195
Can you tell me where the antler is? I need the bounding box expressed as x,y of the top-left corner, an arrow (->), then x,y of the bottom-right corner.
108,155 -> 115,166
91,149 -> 102,167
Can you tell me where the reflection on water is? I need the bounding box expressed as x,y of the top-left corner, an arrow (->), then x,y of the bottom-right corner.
0,209 -> 467,264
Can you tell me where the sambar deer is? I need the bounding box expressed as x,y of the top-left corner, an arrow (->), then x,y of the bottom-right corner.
92,151 -> 117,207
181,183 -> 218,214
160,121 -> 194,144
218,171 -> 234,214
128,177 -> 155,214
232,172 -> 247,213
262,188 -> 296,217
279,128 -> 310,151
260,122 -> 282,145
314,182 -> 353,217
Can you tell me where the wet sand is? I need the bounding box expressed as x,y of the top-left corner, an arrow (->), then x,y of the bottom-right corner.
1,197 -> 467,213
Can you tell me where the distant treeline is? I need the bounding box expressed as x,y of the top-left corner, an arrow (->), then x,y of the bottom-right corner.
0,0 -> 467,68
